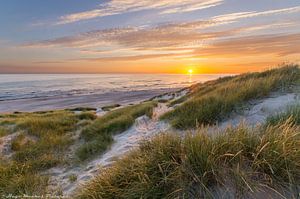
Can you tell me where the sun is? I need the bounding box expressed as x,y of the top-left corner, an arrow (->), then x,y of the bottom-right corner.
188,69 -> 193,74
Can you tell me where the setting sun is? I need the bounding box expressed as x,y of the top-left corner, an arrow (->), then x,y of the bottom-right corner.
188,69 -> 193,74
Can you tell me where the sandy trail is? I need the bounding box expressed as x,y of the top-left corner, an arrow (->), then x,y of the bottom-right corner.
219,92 -> 299,129
47,103 -> 172,196
49,90 -> 299,196
0,132 -> 19,159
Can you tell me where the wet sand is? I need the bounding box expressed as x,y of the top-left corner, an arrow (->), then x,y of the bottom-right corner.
0,88 -> 179,113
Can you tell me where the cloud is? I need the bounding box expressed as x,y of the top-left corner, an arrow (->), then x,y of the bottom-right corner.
29,4 -> 300,51
78,53 -> 186,62
32,61 -> 66,64
212,6 -> 300,23
57,0 -> 223,25
235,22 -> 297,33
75,31 -> 300,62
23,20 -> 238,50
159,0 -> 223,14
71,32 -> 300,62
23,15 -> 300,63
194,33 -> 300,57
24,19 -> 296,51
23,27 -> 140,48
24,23 -> 232,50
56,1 -> 300,26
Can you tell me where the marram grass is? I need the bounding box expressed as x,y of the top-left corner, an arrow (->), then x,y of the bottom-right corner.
0,110 -> 94,195
76,101 -> 157,161
266,104 -> 300,126
162,65 -> 300,129
77,119 -> 300,199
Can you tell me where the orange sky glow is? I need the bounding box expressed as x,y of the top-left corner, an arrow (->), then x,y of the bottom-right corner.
0,1 -> 299,74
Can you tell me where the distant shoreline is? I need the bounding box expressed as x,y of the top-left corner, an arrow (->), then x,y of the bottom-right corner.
0,87 -> 181,113
0,74 -> 228,113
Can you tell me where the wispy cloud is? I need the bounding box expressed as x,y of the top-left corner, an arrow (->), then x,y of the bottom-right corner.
212,6 -> 300,23
194,33 -> 300,57
32,61 -> 66,64
57,0 -> 223,25
23,23 -> 237,50
78,53 -> 186,62
24,19 -> 297,51
70,32 -> 300,62
21,25 -> 300,64
159,0 -> 223,14
23,6 -> 300,63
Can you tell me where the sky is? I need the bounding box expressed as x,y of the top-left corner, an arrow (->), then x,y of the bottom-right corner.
0,0 -> 300,74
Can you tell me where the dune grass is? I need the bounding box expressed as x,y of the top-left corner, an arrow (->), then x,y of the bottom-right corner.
68,107 -> 97,112
162,65 -> 300,129
0,159 -> 49,196
102,104 -> 121,111
266,104 -> 300,126
77,118 -> 300,199
76,111 -> 97,120
76,102 -> 157,161
0,127 -> 8,137
0,110 -> 94,195
11,111 -> 80,168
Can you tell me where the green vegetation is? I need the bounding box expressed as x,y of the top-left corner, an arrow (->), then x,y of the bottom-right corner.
76,102 -> 157,161
68,107 -> 97,111
102,104 -> 121,111
162,65 -> 300,129
69,174 -> 78,183
11,111 -> 79,170
168,95 -> 188,106
77,119 -> 300,198
11,134 -> 30,151
0,102 -> 157,194
0,110 -> 92,195
156,99 -> 169,103
76,112 -> 97,120
266,104 -> 300,126
0,126 -> 8,137
0,160 -> 49,195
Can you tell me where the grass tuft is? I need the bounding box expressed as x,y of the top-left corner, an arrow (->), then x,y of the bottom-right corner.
0,160 -> 49,195
0,127 -> 9,137
266,104 -> 300,126
68,107 -> 97,111
76,112 -> 97,120
102,104 -> 121,111
69,174 -> 78,183
0,110 -> 87,195
77,120 -> 300,198
76,102 -> 157,161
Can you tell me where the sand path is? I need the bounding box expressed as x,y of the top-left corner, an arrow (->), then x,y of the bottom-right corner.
0,132 -> 19,159
46,103 -> 172,196
48,89 -> 299,196
219,92 -> 299,129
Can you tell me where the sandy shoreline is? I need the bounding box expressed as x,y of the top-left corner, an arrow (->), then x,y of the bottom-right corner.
0,88 -> 180,113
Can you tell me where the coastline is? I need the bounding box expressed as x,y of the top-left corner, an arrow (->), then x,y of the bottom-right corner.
0,66 -> 299,198
0,87 -> 181,113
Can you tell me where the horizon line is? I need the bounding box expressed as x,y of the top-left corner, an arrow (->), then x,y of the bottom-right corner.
0,72 -> 238,75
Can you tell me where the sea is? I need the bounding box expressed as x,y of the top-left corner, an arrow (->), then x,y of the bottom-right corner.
0,74 -> 229,112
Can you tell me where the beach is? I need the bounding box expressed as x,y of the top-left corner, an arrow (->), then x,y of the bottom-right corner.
0,74 -> 226,113
0,88 -> 179,113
